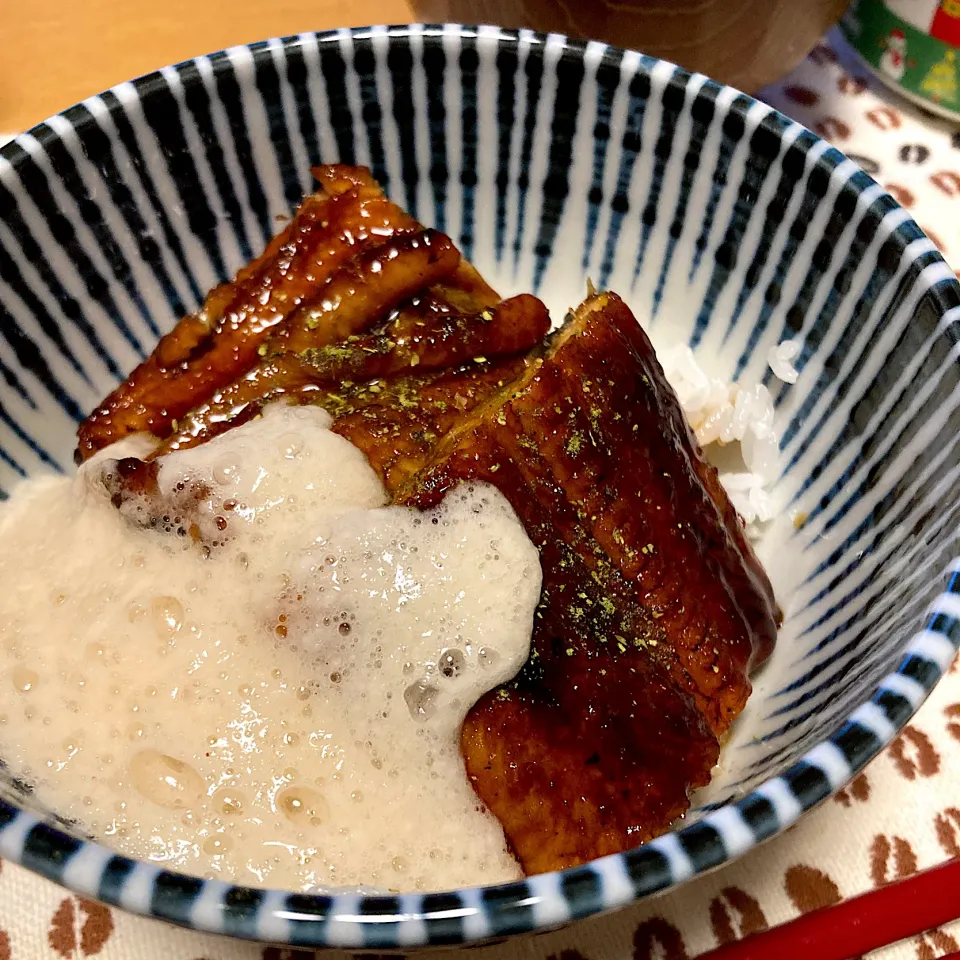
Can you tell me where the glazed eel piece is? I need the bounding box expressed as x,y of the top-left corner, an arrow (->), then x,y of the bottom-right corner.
395,292 -> 778,873
76,164 -> 506,462
78,166 -> 779,875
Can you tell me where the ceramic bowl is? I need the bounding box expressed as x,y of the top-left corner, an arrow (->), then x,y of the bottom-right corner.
0,24 -> 958,951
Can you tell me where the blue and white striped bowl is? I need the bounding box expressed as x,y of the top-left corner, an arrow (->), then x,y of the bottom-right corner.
1,23 -> 959,950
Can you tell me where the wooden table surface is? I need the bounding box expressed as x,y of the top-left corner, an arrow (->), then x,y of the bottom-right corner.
1,1 -> 849,134
0,0 -> 415,132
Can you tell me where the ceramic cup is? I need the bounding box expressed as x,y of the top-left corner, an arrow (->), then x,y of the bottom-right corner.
841,0 -> 960,120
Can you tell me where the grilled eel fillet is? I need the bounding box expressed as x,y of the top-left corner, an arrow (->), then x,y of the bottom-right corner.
395,292 -> 778,873
76,163 -> 509,462
77,166 -> 779,876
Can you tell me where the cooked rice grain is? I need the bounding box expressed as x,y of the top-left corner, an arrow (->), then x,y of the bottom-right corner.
660,341 -> 798,528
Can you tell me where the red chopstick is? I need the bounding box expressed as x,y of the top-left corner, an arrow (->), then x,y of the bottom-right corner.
695,858 -> 960,960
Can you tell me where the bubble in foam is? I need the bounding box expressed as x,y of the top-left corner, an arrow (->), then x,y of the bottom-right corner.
212,459 -> 237,486
151,597 -> 183,637
202,834 -> 232,855
128,750 -> 205,810
477,647 -> 499,669
438,649 -> 465,679
212,788 -> 246,816
11,665 -> 38,693
277,785 -> 328,827
403,680 -> 438,721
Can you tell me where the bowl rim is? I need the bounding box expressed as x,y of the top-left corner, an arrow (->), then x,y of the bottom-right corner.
1,21 -> 959,951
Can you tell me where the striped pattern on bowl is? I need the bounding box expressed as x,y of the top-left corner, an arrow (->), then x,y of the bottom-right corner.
0,23 -> 957,949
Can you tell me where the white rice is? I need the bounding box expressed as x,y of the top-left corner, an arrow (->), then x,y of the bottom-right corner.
659,340 -> 799,530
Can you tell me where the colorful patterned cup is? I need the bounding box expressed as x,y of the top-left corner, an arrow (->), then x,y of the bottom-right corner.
841,0 -> 960,119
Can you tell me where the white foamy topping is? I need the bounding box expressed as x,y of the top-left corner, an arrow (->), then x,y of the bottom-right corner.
0,404 -> 542,892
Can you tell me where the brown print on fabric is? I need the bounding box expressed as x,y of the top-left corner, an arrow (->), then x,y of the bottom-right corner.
834,771 -> 870,807
633,917 -> 690,960
708,887 -> 769,946
899,144 -> 932,165
885,183 -> 916,207
866,106 -> 903,130
814,117 -> 852,141
784,865 -> 842,914
889,725 -> 940,779
847,153 -> 881,176
931,171 -> 960,197
870,835 -> 918,886
783,85 -> 820,107
838,73 -> 869,96
934,807 -> 960,857
48,897 -> 114,958
0,929 -> 9,960
946,703 -> 960,742
917,928 -> 960,959
809,42 -> 840,65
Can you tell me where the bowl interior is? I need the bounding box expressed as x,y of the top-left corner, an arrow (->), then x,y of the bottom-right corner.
0,23 -> 958,942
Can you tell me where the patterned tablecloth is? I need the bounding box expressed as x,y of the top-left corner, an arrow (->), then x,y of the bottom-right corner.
1,25 -> 959,960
